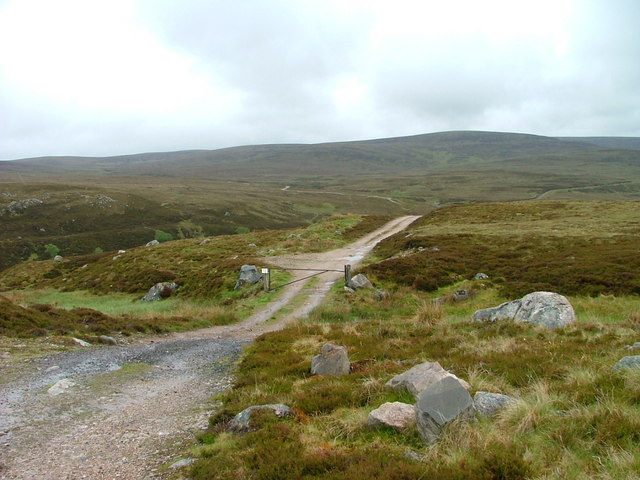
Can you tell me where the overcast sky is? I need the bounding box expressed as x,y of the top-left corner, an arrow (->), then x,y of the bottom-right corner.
1,0 -> 639,160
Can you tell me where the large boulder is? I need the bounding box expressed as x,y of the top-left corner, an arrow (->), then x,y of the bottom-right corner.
386,361 -> 470,399
415,376 -> 474,444
347,274 -> 373,290
473,391 -> 515,417
229,404 -> 291,431
234,265 -> 262,290
473,291 -> 575,329
613,355 -> 640,371
142,282 -> 178,302
311,343 -> 350,376
367,402 -> 416,431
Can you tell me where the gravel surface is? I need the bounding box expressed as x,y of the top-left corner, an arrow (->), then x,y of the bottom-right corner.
0,216 -> 419,480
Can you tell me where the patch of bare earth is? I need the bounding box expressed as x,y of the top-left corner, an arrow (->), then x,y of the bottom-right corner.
0,216 -> 419,480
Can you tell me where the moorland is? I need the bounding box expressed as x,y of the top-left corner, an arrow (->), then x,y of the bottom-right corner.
1,130 -> 639,479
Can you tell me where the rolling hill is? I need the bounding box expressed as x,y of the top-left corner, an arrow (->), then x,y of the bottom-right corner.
1,130 -> 639,271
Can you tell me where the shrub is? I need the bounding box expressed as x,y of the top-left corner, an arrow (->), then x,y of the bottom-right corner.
44,243 -> 60,258
154,230 -> 173,243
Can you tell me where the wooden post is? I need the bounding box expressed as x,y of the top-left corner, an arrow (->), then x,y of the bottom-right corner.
262,268 -> 270,292
344,264 -> 352,286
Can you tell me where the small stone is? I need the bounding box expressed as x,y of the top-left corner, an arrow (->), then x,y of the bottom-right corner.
311,343 -> 350,376
53,255 -> 63,262
146,240 -> 160,247
46,365 -> 60,372
71,337 -> 92,347
48,379 -> 76,396
169,458 -> 197,469
473,391 -> 515,417
367,402 -> 415,430
474,273 -> 489,280
118,250 -> 126,254
625,342 -> 640,350
372,289 -> 389,301
347,274 -> 373,290
452,289 -> 470,302
229,404 -> 291,431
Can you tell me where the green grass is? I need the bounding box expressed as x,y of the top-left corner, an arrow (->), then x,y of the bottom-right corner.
189,287 -> 640,480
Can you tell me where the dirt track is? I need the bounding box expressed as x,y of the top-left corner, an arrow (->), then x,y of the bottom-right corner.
0,215 -> 419,480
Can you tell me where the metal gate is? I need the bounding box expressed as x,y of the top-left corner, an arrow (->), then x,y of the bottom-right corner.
261,265 -> 352,291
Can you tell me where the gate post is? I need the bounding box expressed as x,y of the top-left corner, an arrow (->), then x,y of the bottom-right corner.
262,268 -> 270,292
344,264 -> 352,286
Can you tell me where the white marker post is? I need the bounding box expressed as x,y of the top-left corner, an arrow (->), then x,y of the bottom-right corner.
262,268 -> 270,292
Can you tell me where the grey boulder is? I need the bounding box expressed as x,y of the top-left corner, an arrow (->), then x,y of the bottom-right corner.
367,402 -> 415,431
234,265 -> 262,290
347,274 -> 373,290
473,291 -> 575,329
415,376 -> 474,444
229,404 -> 291,431
311,343 -> 350,376
386,361 -> 470,399
613,355 -> 640,371
142,282 -> 178,302
145,240 -> 160,247
473,391 -> 515,417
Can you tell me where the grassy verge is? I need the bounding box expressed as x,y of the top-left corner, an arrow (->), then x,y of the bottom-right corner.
187,285 -> 640,480
185,200 -> 640,479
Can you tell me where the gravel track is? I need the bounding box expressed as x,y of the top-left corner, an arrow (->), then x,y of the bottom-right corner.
0,216 -> 419,480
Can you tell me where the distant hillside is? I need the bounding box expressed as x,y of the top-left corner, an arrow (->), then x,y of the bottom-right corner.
0,131 -> 607,179
559,136 -> 640,150
1,130 -> 639,272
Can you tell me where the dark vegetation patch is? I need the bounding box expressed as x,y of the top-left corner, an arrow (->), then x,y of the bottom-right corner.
365,201 -> 640,297
366,233 -> 640,297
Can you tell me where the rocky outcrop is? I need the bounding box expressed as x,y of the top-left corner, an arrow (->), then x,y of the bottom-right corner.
473,291 -> 575,329
386,361 -> 470,399
142,282 -> 178,302
367,402 -> 415,431
311,343 -> 350,376
229,404 -> 291,431
473,391 -> 515,417
613,355 -> 640,371
234,265 -> 262,290
415,376 -> 474,444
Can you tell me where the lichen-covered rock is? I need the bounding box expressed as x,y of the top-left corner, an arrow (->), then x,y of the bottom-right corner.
146,240 -> 160,247
311,343 -> 350,376
473,291 -> 575,329
372,289 -> 390,301
386,361 -> 470,399
53,255 -> 63,262
229,404 -> 291,431
473,391 -> 515,417
474,273 -> 489,280
613,355 -> 640,371
415,376 -> 474,444
234,265 -> 262,290
142,282 -> 178,302
367,402 -> 415,430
